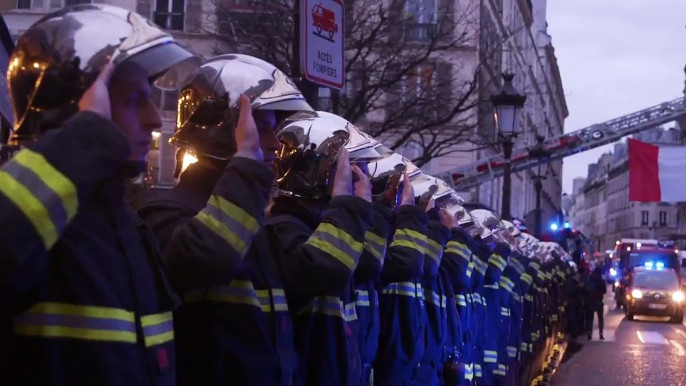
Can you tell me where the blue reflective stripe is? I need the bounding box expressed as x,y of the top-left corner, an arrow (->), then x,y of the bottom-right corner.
141,312 -> 174,347
0,149 -> 79,249
382,282 -> 423,298
13,302 -> 136,343
298,296 -> 357,322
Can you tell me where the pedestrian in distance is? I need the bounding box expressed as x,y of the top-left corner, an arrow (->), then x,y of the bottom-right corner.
585,266 -> 607,340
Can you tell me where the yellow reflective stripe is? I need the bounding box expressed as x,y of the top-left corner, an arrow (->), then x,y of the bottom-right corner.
425,239 -> 444,264
12,149 -> 78,218
256,288 -> 289,312
185,282 -> 289,312
297,296 -> 357,322
390,228 -> 428,254
13,302 -> 136,344
307,223 -> 363,270
467,262 -> 474,277
484,350 -> 498,363
423,289 -> 446,308
488,254 -> 507,271
382,282 -> 423,298
363,230 -> 386,261
501,307 -> 510,316
472,256 -> 487,275
355,290 -> 371,307
141,312 -> 174,347
0,149 -> 81,249
456,294 -> 467,306
194,195 -> 259,256
472,293 -> 482,304
445,241 -> 471,262
208,194 -> 259,232
521,273 -> 533,284
26,302 -> 134,320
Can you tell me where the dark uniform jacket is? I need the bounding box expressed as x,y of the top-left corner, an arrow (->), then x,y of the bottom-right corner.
0,112 -> 181,385
417,215 -> 452,386
138,161 -> 294,386
375,205 -> 429,386
268,196 -> 372,386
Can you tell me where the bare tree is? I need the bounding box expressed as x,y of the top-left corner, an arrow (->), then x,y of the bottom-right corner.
210,0 -> 509,166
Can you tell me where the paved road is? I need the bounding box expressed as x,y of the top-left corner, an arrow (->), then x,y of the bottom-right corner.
552,291 -> 686,386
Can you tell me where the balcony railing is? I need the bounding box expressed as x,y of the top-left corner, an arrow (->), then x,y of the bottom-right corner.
404,22 -> 438,42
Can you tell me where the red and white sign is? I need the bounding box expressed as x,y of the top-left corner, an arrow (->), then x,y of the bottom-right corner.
628,138 -> 686,202
300,0 -> 345,89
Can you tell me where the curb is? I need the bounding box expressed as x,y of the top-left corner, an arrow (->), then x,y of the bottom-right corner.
530,336 -> 568,386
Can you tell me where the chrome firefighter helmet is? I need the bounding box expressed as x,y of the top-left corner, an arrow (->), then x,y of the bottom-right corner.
368,152 -> 421,199
275,111 -> 383,200
470,209 -> 501,240
8,4 -> 198,143
172,54 -> 313,161
410,173 -> 440,208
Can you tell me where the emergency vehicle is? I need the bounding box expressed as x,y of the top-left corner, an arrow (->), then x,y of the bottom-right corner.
613,238 -> 684,310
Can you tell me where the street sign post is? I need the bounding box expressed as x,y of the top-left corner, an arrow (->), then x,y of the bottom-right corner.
299,0 -> 345,90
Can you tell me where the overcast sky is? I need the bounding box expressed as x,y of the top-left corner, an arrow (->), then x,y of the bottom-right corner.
546,0 -> 686,194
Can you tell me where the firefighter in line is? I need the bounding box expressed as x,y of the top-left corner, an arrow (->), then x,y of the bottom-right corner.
352,151 -> 415,386
137,55 -> 315,385
0,5 -> 269,385
414,183 -> 452,385
360,154 -> 440,386
503,249 -> 529,386
371,172 -> 431,385
464,228 -> 488,382
441,209 -> 478,386
270,112 -> 381,385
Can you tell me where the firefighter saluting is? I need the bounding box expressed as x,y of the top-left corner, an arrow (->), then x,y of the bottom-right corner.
138,54 -> 314,386
0,5 -> 272,385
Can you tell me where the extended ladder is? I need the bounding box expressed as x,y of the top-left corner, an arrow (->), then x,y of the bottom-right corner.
436,97 -> 686,191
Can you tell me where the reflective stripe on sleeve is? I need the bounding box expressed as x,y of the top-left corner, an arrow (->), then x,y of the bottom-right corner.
0,149 -> 79,249
382,282 -> 423,298
363,230 -> 386,262
445,241 -> 471,262
13,302 -> 136,343
194,194 -> 259,256
297,296 -> 357,322
141,312 -> 174,347
425,239 -> 444,265
184,281 -> 289,312
488,253 -> 507,271
390,228 -> 428,254
306,223 -> 363,270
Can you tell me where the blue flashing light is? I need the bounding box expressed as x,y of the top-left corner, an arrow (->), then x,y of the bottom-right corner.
656,262 -> 665,269
550,223 -> 558,231
564,222 -> 571,229
645,261 -> 654,268
609,268 -> 617,277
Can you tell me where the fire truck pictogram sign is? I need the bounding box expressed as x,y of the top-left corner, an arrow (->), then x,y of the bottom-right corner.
300,0 -> 345,89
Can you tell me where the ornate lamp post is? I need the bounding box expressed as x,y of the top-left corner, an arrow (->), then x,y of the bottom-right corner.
491,72 -> 527,221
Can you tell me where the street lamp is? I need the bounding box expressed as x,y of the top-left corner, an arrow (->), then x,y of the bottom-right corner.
529,135 -> 551,239
491,72 -> 527,221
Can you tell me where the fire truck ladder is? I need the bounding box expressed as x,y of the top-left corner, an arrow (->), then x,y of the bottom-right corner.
436,97 -> 686,191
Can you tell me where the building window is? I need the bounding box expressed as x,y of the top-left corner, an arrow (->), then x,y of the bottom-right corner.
641,211 -> 649,226
659,211 -> 667,226
154,0 -> 185,31
152,86 -> 179,112
404,0 -> 437,42
64,0 -> 90,6
401,65 -> 433,108
16,0 -> 31,9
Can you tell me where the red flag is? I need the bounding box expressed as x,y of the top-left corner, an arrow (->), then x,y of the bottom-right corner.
628,138 -> 686,202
